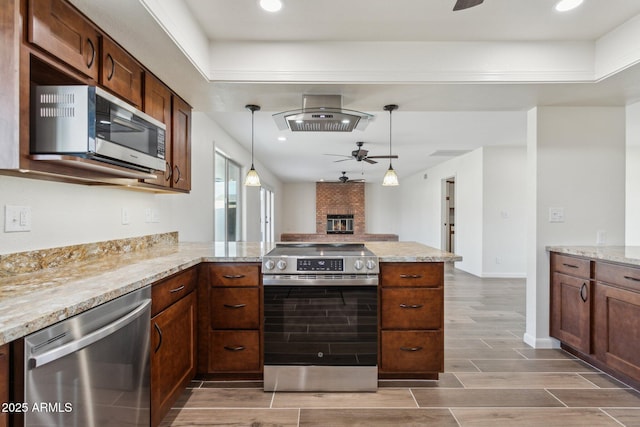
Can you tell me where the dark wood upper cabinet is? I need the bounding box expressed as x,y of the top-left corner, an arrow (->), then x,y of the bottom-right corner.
100,35 -> 143,108
171,95 -> 192,191
144,73 -> 173,187
28,0 -> 100,80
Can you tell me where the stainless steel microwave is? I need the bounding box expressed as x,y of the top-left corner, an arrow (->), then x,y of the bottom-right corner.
31,85 -> 166,172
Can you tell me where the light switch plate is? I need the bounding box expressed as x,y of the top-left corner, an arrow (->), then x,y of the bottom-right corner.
549,207 -> 564,223
5,205 -> 32,232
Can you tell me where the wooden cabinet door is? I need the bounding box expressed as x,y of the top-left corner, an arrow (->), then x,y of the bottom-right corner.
151,292 -> 196,427
100,36 -> 143,108
28,0 -> 100,80
171,95 -> 191,191
0,344 -> 8,427
593,283 -> 640,380
143,73 -> 172,187
550,272 -> 591,353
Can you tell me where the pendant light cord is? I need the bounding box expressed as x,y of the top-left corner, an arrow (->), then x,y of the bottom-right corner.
251,108 -> 255,166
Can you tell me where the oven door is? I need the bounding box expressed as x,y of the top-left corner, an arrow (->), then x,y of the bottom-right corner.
263,283 -> 378,391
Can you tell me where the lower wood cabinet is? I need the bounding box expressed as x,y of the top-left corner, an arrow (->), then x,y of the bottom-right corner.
151,269 -> 197,427
0,343 -> 8,427
550,252 -> 640,389
379,262 -> 444,379
198,263 -> 262,379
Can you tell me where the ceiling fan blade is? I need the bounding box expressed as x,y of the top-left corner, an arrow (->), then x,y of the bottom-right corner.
364,158 -> 378,164
333,158 -> 352,163
367,155 -> 399,159
324,154 -> 352,158
453,0 -> 484,11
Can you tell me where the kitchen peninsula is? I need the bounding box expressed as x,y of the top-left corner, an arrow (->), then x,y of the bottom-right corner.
0,233 -> 460,426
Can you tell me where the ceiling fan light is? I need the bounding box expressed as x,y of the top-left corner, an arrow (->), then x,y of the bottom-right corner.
382,165 -> 399,186
244,165 -> 261,186
555,0 -> 583,12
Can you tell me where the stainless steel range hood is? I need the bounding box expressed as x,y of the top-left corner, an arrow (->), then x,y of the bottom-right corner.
273,95 -> 373,132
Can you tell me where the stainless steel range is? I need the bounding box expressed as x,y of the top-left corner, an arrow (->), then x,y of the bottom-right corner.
262,243 -> 379,392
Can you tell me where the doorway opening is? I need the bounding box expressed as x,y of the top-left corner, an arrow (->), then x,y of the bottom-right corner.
441,177 -> 456,253
261,187 -> 275,244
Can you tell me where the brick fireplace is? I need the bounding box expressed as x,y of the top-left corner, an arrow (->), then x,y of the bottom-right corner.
315,182 -> 365,234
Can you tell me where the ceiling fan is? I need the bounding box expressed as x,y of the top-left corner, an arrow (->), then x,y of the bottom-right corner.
332,171 -> 365,183
325,141 -> 398,165
453,0 -> 484,11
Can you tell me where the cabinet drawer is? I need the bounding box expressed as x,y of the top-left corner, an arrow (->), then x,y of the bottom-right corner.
151,268 -> 197,316
209,264 -> 260,287
551,253 -> 591,278
595,262 -> 640,292
209,331 -> 260,372
380,331 -> 443,373
381,288 -> 442,329
380,263 -> 443,287
211,288 -> 260,329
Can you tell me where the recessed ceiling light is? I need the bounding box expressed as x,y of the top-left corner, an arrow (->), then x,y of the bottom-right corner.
277,136 -> 287,142
555,0 -> 583,12
259,0 -> 282,12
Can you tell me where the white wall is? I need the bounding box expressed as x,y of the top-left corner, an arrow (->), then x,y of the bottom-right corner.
525,106 -> 626,348
626,101 -> 640,244
365,184 -> 401,235
482,146 -> 527,277
280,183 -> 316,235
0,112 -> 282,255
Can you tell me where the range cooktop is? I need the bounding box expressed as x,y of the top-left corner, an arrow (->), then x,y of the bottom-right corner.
262,243 -> 379,275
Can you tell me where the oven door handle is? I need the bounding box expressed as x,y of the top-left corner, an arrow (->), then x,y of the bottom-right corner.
28,298 -> 151,369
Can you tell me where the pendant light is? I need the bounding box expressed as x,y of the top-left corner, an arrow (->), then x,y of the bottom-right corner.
382,104 -> 399,186
244,104 -> 261,187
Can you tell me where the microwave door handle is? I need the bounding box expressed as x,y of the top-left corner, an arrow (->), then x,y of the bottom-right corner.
28,298 -> 151,369
111,116 -> 146,133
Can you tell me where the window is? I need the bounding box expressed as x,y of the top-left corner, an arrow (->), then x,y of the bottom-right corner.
215,152 -> 241,242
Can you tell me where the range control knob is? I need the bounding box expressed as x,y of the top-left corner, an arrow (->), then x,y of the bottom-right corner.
276,260 -> 287,270
365,259 -> 377,270
354,260 -> 364,270
264,259 -> 275,270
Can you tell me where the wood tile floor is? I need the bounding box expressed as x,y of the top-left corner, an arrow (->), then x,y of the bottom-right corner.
160,267 -> 640,426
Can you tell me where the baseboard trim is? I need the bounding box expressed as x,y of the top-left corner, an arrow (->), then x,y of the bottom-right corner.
523,333 -> 560,349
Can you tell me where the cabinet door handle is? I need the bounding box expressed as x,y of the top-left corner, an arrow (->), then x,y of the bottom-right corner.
562,263 -> 579,269
174,165 -> 181,184
106,54 -> 115,81
86,38 -> 96,69
223,274 -> 245,279
164,162 -> 172,182
399,303 -> 423,309
223,303 -> 247,309
169,285 -> 185,294
400,346 -> 423,352
224,345 -> 245,352
580,283 -> 588,303
399,274 -> 423,279
624,275 -> 640,282
153,322 -> 162,353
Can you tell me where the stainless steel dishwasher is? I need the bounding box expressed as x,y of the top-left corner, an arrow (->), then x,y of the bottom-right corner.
22,286 -> 151,427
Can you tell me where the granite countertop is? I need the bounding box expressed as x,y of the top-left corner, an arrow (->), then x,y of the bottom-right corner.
0,240 -> 459,346
546,245 -> 640,267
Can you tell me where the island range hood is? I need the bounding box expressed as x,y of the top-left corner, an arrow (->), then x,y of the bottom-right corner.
273,95 -> 373,132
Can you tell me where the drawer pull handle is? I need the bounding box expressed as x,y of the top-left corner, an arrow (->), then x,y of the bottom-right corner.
223,274 -> 246,279
580,283 -> 588,303
223,303 -> 247,309
399,274 -> 423,279
562,263 -> 579,269
169,285 -> 185,293
624,275 -> 640,282
399,303 -> 424,309
224,345 -> 245,352
400,346 -> 423,352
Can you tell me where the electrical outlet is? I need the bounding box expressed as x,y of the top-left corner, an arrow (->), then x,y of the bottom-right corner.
151,209 -> 160,223
5,205 -> 32,232
495,256 -> 502,264
597,230 -> 607,245
145,208 -> 152,223
549,207 -> 565,223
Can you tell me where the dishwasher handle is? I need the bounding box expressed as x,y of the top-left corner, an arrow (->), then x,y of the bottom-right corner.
29,298 -> 152,369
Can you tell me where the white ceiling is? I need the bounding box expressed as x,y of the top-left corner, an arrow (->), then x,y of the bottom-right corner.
70,0 -> 640,184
